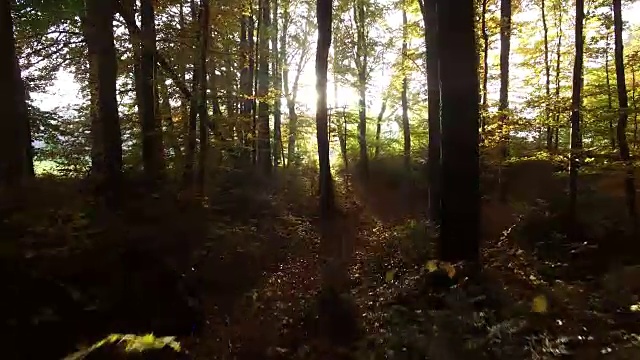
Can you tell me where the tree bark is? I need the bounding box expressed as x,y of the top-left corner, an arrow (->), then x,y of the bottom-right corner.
613,0 -> 637,222
182,0 -> 200,187
196,0 -> 210,193
498,0 -> 511,202
257,0 -> 272,174
401,2 -> 410,172
541,0 -> 553,150
605,30 -> 616,150
316,0 -> 336,249
569,0 -> 585,224
0,0 -> 32,187
272,0 -> 282,167
553,0 -> 563,151
437,0 -> 480,263
354,0 -> 369,176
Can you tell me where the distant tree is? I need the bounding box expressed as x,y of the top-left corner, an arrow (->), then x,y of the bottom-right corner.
257,0 -> 273,174
196,0 -> 210,193
568,0 -> 584,223
498,0 -> 511,202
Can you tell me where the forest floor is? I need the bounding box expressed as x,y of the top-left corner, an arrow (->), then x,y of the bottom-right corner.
2,159 -> 640,359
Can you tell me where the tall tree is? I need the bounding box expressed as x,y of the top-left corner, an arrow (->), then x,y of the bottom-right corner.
196,0 -> 210,193
553,0 -> 563,150
272,0 -> 283,167
604,22 -> 616,150
140,0 -> 165,183
257,0 -> 272,174
612,0 -> 637,222
498,0 -> 511,202
401,0 -> 410,173
481,0 -> 489,135
437,0 -> 480,262
568,0 -> 585,223
316,0 -> 335,217
240,11 -> 255,162
354,0 -> 369,176
0,0 -> 32,187
183,0 -> 200,186
418,0 -> 441,225
541,0 -> 553,150
85,0 -> 123,198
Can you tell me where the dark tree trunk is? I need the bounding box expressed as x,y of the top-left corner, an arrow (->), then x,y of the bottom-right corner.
240,14 -> 254,162
272,0 -> 282,167
401,2 -> 410,172
85,0 -> 123,200
437,0 -> 481,263
498,0 -> 511,202
632,62 -> 638,147
569,0 -> 585,223
0,0 -> 31,187
252,5 -> 260,165
182,0 -> 200,187
80,16 -> 103,178
158,71 -> 183,169
196,0 -> 210,193
354,0 -> 369,176
374,100 -> 387,159
140,0 -> 165,184
553,1 -> 563,151
418,0 -> 441,226
481,0 -> 489,135
257,0 -> 272,173
541,0 -> 553,150
605,31 -> 616,150
613,0 -> 637,222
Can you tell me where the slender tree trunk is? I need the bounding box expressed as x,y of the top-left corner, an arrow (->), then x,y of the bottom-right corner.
86,0 -> 123,200
418,0 -> 441,225
196,0 -> 210,193
613,0 -> 637,222
252,6 -> 260,165
542,0 -> 553,150
0,0 -> 32,187
437,0 -> 480,263
554,1 -> 563,151
80,16 -> 103,179
182,0 -> 200,187
354,0 -> 369,176
401,2 -> 410,172
272,0 -> 282,167
481,0 -> 489,135
158,71 -> 183,169
374,100 -> 387,159
605,31 -> 616,150
316,0 -> 335,220
257,0 -> 272,174
498,0 -> 512,202
140,0 -> 165,183
240,14 -> 254,163
568,0 -> 585,223
632,63 -> 638,147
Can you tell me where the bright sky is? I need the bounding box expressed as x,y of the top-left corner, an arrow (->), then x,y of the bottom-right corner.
33,2 -> 640,122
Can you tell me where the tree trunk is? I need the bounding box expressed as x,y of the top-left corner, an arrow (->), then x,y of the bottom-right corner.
182,0 -> 200,187
272,0 -> 282,167
252,5 -> 260,165
374,100 -> 387,159
632,62 -> 638,147
605,31 -> 616,150
498,0 -> 511,203
437,0 -> 481,263
257,0 -> 272,173
481,0 -> 489,135
81,16 -> 103,179
553,0 -> 563,151
158,71 -> 183,170
420,0 -> 441,226
354,0 -> 369,176
0,0 -> 31,187
240,14 -> 254,163
140,0 -> 165,184
401,2 -> 410,172
541,0 -> 553,150
613,0 -> 637,222
568,0 -> 584,223
196,0 -> 210,193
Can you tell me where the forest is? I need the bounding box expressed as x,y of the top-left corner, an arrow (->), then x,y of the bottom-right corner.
2,0 -> 640,357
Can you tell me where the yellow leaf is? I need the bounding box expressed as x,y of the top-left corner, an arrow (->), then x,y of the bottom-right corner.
439,262 -> 456,278
531,294 -> 548,313
425,260 -> 439,272
385,269 -> 396,282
